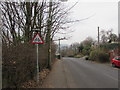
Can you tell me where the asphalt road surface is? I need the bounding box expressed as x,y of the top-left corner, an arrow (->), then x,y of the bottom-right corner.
42,57 -> 119,88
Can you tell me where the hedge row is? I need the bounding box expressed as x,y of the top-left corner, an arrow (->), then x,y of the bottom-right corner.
2,43 -> 56,88
90,49 -> 109,63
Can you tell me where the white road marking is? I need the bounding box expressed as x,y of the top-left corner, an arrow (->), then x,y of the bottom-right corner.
103,73 -> 118,81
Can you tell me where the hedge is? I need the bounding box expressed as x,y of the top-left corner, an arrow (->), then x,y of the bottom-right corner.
90,49 -> 109,63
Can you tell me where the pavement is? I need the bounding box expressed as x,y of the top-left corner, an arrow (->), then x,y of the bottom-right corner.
41,57 -> 119,88
41,59 -> 68,88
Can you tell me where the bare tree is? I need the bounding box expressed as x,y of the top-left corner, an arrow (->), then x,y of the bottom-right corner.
100,29 -> 117,43
1,1 -> 75,45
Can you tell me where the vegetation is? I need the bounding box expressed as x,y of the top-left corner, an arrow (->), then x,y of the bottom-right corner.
61,30 -> 119,63
1,1 -> 74,88
74,54 -> 84,58
2,42 -> 57,88
90,49 -> 109,63
1,1 -> 119,88
100,43 -> 119,51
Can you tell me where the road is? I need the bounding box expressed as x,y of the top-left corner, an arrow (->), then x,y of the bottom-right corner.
42,57 -> 119,88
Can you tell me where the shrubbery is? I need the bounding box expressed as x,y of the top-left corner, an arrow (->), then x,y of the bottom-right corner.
74,54 -> 84,58
97,52 -> 109,63
2,43 -> 56,88
90,49 -> 109,63
82,46 -> 91,55
90,50 -> 99,61
3,43 -> 37,88
68,55 -> 75,57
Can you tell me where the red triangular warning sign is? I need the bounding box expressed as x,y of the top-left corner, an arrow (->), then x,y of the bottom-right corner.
32,33 -> 44,44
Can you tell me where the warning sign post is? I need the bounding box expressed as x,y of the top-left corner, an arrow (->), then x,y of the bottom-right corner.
32,33 -> 44,84
32,33 -> 44,44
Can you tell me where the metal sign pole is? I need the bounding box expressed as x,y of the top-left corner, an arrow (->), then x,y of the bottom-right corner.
32,31 -> 44,83
36,44 -> 39,83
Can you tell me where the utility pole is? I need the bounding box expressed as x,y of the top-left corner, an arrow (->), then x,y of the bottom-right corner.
58,38 -> 61,59
58,37 -> 66,59
98,26 -> 100,45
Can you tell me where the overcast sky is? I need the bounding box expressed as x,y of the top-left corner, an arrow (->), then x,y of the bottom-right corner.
56,0 -> 119,45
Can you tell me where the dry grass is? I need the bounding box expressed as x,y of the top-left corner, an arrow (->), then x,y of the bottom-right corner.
21,69 -> 50,88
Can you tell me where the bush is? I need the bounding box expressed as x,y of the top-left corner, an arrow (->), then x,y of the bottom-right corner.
82,46 -> 91,55
90,50 -> 98,61
97,51 -> 109,63
90,49 -> 109,63
74,54 -> 83,58
68,55 -> 74,57
2,43 -> 36,88
2,43 -> 56,88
